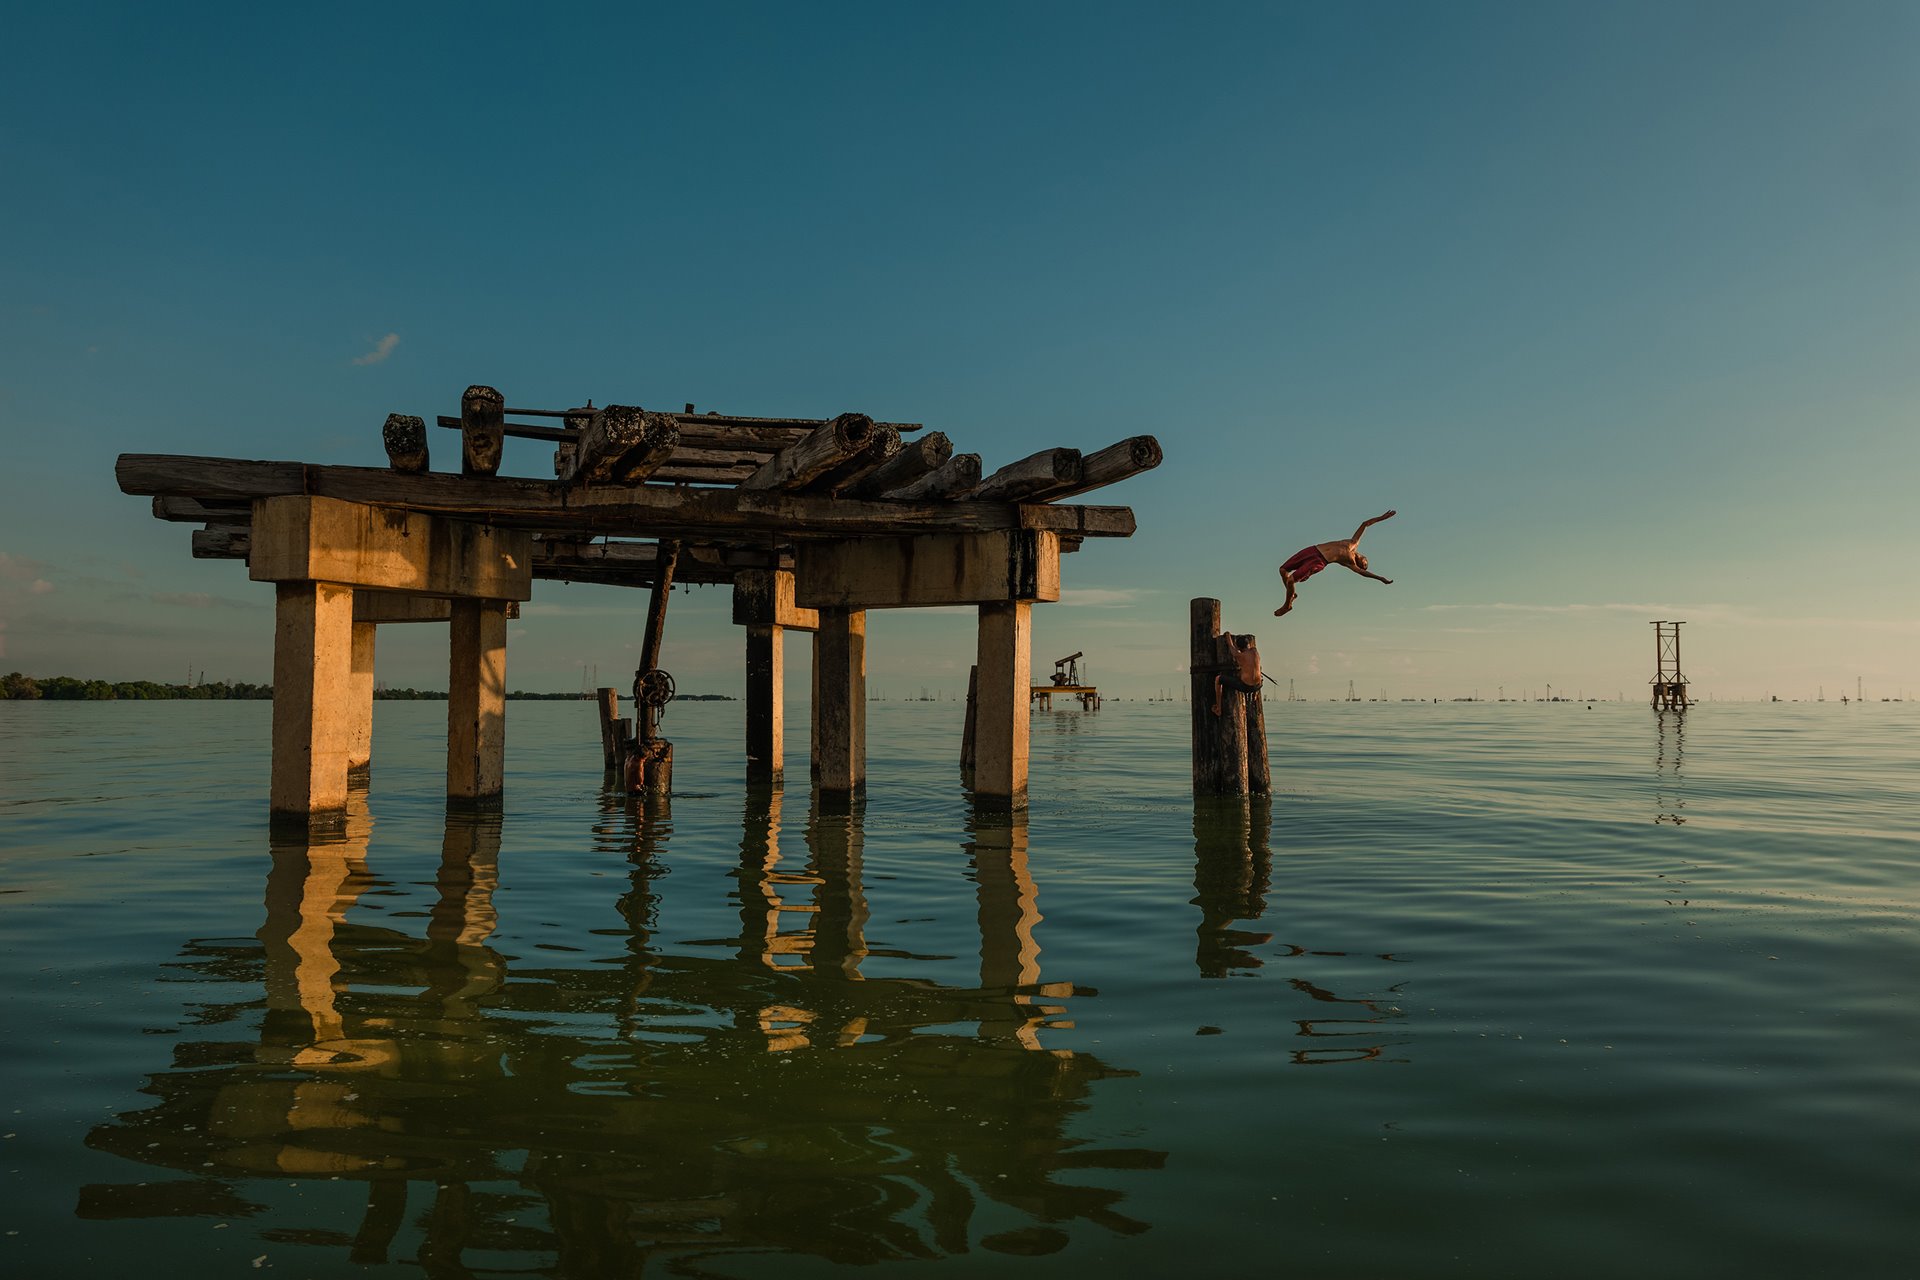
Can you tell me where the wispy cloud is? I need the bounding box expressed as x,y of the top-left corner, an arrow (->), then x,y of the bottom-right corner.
353,332 -> 400,366
149,591 -> 258,611
1058,587 -> 1149,608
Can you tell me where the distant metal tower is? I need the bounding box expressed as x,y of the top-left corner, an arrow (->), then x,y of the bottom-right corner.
1650,620 -> 1688,711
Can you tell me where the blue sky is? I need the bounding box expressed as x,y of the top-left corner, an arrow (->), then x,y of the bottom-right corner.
2,1 -> 1915,700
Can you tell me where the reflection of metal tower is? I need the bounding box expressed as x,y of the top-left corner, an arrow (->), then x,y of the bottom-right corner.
1650,621 -> 1688,711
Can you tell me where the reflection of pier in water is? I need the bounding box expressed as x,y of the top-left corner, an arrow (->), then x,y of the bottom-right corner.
1654,710 -> 1687,824
1191,797 -> 1412,1065
83,792 -> 1162,1269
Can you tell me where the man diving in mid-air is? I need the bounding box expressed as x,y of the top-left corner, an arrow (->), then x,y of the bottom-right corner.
1274,509 -> 1397,617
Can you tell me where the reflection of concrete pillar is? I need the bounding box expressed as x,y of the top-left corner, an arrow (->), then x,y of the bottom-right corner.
815,608 -> 866,793
261,793 -> 373,1062
271,581 -> 355,822
347,622 -> 376,781
429,812 -> 504,1017
974,602 -> 1032,799
746,624 -> 784,784
448,600 -> 507,805
972,802 -> 1060,1051
808,793 -> 869,981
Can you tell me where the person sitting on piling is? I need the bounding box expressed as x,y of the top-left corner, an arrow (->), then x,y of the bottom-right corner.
1212,633 -> 1263,716
1274,509 -> 1397,616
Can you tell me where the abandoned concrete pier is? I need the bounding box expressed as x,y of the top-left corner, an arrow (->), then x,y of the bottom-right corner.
118,390 -> 1158,823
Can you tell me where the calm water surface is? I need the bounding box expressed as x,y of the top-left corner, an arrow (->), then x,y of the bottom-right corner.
1,700 -> 1915,1276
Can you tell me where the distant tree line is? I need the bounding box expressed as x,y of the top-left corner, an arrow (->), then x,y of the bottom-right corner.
2,673 -> 732,702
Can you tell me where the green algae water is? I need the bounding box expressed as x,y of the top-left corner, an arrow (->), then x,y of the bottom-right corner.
2,700 -> 1916,1277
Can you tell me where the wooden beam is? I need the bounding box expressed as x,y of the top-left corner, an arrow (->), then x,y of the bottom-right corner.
192,526 -> 250,559
155,495 -> 250,523
382,414 -> 429,474
883,452 -> 982,501
248,495 -> 533,600
847,431 -> 951,498
460,386 -> 505,478
561,405 -> 681,485
118,454 -> 1139,539
796,531 -> 1060,609
1026,435 -> 1162,502
741,414 -> 874,491
975,448 -> 1082,503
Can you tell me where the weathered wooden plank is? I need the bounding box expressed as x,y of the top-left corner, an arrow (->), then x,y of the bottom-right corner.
117,454 -> 1138,538
155,496 -> 252,523
1027,435 -> 1161,502
382,414 -> 430,474
975,448 -> 1082,503
191,526 -> 250,559
884,452 -> 982,501
847,431 -> 952,498
741,413 -> 874,491
460,386 -> 505,477
561,405 -> 680,485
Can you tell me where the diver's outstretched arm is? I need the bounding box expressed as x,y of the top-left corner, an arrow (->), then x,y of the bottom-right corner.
1350,509 -> 1397,544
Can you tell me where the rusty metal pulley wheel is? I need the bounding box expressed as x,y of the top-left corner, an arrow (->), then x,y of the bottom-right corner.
635,668 -> 676,708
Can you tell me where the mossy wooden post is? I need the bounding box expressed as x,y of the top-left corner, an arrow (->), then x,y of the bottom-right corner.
596,687 -> 620,771
1190,598 -> 1249,797
448,600 -> 508,807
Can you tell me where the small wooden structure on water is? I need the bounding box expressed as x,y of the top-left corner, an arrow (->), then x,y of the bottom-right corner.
117,387 -> 1159,823
1030,651 -> 1100,711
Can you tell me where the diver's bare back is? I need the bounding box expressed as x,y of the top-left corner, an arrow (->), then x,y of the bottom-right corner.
1275,509 -> 1397,616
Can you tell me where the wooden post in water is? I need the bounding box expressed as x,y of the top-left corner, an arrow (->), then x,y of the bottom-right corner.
1189,598 -> 1269,797
596,687 -> 621,771
961,664 -> 979,777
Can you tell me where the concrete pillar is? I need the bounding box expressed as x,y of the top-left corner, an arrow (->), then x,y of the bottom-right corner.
814,608 -> 866,794
974,601 -> 1032,801
746,624 -> 784,785
270,581 -> 356,823
447,600 -> 508,806
347,622 -> 376,781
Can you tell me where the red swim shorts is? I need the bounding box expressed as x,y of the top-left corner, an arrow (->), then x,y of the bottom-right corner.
1280,545 -> 1329,581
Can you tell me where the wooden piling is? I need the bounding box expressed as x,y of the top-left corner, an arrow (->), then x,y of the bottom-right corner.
1189,598 -> 1267,797
596,687 -> 620,770
961,664 -> 979,776
745,624 -> 784,784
